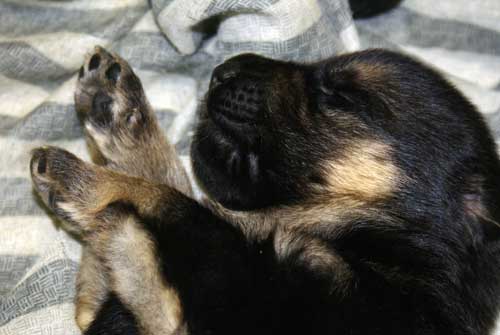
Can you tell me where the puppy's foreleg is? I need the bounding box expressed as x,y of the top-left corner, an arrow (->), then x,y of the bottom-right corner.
30,147 -> 183,335
73,46 -> 193,331
75,248 -> 108,331
75,46 -> 192,196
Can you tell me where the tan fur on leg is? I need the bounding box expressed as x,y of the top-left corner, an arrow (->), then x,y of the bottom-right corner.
75,249 -> 109,331
76,46 -> 192,197
99,216 -> 182,335
30,146 -> 184,334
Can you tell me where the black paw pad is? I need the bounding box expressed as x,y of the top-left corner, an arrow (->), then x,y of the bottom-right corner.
89,54 -> 101,71
106,63 -> 121,84
37,153 -> 47,174
30,149 -> 48,178
90,91 -> 113,127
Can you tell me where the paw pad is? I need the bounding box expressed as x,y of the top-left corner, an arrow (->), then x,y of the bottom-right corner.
37,152 -> 47,174
90,91 -> 113,127
88,54 -> 101,71
106,63 -> 121,84
74,46 -> 153,158
76,46 -> 138,131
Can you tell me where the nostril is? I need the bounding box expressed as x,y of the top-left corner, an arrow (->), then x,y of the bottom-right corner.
219,69 -> 237,82
210,71 -> 236,90
210,74 -> 222,90
210,64 -> 239,90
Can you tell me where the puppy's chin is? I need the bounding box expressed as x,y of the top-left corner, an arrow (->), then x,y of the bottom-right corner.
191,112 -> 272,211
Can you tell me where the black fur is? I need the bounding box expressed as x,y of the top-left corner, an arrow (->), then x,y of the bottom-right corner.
88,49 -> 500,334
85,292 -> 139,335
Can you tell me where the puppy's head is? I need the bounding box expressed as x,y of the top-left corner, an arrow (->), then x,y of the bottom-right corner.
191,50 -> 500,231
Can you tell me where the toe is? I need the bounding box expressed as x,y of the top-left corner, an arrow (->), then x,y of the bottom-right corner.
88,54 -> 101,71
30,148 -> 54,205
81,46 -> 115,79
94,45 -> 113,59
105,62 -> 121,84
30,147 -> 49,179
78,66 -> 85,79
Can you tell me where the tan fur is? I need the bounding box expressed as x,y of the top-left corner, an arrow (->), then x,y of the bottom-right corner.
205,140 -> 401,296
76,46 -> 192,197
103,217 -> 182,335
209,140 -> 400,241
29,145 -> 184,334
322,140 -> 399,201
76,168 -> 169,218
85,95 -> 192,197
274,226 -> 353,295
75,249 -> 109,331
31,161 -> 170,234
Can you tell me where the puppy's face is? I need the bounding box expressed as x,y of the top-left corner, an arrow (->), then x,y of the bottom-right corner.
192,50 -> 499,217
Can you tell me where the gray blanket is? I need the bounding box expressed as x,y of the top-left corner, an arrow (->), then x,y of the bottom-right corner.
1,0 -> 499,334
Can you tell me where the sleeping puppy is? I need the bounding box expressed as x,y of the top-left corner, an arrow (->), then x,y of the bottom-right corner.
29,47 -> 500,335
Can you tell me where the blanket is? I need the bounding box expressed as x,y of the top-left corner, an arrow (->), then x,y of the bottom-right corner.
0,0 -> 499,334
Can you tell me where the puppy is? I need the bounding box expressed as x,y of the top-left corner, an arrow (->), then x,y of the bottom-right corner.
30,47 -> 500,335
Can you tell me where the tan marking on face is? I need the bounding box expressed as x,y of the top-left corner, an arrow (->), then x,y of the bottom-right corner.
207,141 -> 401,244
323,140 -> 399,203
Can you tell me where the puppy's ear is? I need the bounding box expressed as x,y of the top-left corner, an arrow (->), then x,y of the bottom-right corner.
463,175 -> 500,242
318,66 -> 394,124
318,68 -> 357,109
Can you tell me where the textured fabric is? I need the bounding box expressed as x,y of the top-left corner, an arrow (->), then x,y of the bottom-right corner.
0,0 -> 499,334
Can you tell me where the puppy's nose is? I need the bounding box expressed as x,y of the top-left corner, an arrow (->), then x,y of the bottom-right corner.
208,54 -> 275,127
209,77 -> 264,125
210,62 -> 240,90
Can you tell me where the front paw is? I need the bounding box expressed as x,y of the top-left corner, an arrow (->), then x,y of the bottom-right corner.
30,146 -> 98,234
75,46 -> 154,158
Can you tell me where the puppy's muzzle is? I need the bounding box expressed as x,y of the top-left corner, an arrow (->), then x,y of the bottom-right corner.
208,55 -> 270,131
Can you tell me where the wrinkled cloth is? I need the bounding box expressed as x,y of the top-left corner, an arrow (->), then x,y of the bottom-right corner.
0,0 -> 499,334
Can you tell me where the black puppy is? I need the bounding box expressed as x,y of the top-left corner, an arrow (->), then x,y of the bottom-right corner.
30,47 -> 500,335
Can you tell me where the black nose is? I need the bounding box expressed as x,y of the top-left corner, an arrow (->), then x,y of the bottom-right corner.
208,76 -> 264,126
208,55 -> 271,127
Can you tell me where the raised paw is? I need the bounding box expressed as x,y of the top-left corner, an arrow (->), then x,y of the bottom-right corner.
30,146 -> 100,234
74,46 -> 192,195
75,46 -> 155,159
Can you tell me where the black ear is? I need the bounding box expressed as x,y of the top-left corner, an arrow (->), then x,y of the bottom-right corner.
319,67 -> 394,125
318,68 -> 361,113
463,175 -> 500,242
